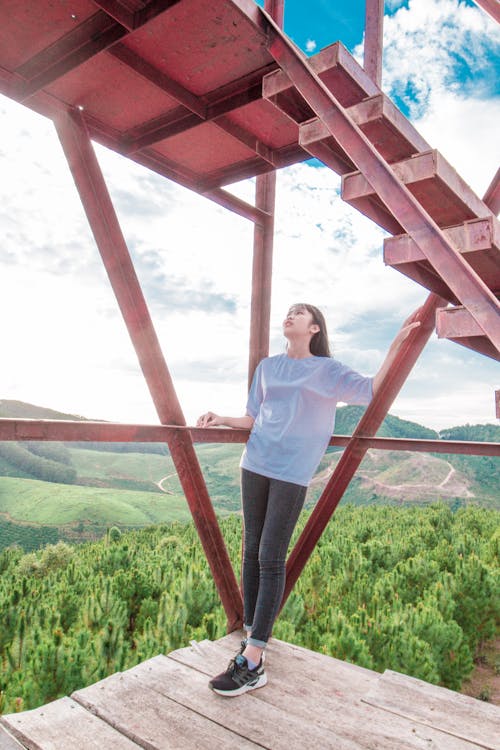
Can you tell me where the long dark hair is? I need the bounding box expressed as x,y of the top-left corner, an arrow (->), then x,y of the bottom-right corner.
293,303 -> 332,357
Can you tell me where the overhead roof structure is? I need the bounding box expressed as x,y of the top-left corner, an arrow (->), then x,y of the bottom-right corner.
0,0 -> 499,630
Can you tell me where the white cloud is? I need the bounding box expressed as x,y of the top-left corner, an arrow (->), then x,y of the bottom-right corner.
306,39 -> 317,53
1,0 -> 499,431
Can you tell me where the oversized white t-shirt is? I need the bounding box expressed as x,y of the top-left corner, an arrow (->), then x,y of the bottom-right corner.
240,353 -> 373,487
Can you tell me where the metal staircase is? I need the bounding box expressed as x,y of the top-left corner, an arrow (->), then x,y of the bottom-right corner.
262,39 -> 500,361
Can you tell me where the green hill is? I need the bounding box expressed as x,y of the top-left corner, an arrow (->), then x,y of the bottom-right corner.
0,400 -> 498,551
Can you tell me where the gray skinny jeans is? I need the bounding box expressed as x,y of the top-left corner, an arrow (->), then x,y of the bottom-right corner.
241,468 -> 307,648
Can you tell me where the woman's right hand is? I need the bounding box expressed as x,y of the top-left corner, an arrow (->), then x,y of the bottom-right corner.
196,411 -> 221,428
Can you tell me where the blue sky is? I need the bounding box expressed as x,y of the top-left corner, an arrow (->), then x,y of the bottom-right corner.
0,0 -> 499,430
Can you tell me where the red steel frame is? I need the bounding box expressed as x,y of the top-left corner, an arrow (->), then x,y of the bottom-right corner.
1,0 -> 499,630
54,107 -> 243,630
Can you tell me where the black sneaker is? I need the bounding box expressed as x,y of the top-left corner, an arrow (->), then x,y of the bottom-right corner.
209,653 -> 267,696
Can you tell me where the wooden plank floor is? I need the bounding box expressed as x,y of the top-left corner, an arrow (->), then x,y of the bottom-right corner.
1,632 -> 499,750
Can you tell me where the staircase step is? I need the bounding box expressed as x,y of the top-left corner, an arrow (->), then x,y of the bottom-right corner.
436,306 -> 500,360
342,150 -> 493,234
300,94 -> 430,170
262,41 -> 378,124
384,217 -> 500,303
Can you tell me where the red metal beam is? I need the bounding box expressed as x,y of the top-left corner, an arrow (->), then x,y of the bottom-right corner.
14,1 -> 183,102
109,43 -> 206,119
114,48 -> 276,152
283,293 -> 447,604
204,188 -> 269,225
363,0 -> 384,87
1,419 -> 499,456
473,0 -> 500,23
16,13 -> 127,101
255,8 -> 500,351
483,166 -> 500,215
54,109 -> 243,629
91,0 -> 135,30
248,173 -> 276,387
246,0 -> 283,387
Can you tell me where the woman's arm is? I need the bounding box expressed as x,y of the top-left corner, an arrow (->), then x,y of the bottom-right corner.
196,411 -> 255,429
372,311 -> 422,396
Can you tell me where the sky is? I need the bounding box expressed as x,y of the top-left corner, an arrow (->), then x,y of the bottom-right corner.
1,0 -> 499,432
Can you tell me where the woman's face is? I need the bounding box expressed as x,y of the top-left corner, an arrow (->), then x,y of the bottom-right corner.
283,305 -> 318,338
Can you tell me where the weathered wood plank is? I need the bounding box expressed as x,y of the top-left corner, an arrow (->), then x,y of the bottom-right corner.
73,670 -> 260,749
1,697 -> 141,750
170,632 -> 378,700
0,725 -> 26,750
363,670 -> 500,750
170,637 -> 484,750
129,653 -> 363,750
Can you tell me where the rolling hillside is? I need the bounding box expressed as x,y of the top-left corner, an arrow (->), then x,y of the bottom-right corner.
0,400 -> 498,550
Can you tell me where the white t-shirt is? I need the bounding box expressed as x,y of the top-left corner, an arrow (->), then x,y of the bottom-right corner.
240,353 -> 373,486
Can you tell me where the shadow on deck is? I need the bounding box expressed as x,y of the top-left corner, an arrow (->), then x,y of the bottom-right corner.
1,631 -> 499,749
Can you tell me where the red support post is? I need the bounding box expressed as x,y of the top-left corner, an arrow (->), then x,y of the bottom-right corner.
364,0 -> 384,87
283,293 -> 447,603
249,174 -> 276,386
54,109 -> 243,629
259,12 -> 500,352
248,0 -> 284,387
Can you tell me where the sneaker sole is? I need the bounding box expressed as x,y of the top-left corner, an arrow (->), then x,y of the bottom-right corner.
210,672 -> 267,697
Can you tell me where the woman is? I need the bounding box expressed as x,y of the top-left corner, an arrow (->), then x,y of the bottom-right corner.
197,303 -> 419,696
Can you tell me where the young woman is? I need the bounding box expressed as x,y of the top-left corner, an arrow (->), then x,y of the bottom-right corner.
197,303 -> 419,697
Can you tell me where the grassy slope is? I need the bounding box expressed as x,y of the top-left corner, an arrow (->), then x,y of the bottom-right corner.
0,403 -> 497,540
0,476 -> 192,526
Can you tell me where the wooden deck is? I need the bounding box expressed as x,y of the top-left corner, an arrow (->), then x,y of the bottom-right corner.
1,632 -> 499,750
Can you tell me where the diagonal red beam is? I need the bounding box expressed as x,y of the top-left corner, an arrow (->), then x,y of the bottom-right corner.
204,188 -> 269,225
54,108 -> 243,629
252,7 -> 500,351
473,0 -> 500,23
91,0 -> 135,30
363,0 -> 384,87
283,293 -> 447,604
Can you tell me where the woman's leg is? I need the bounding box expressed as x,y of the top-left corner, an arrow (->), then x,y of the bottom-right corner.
240,469 -> 270,636
247,477 -> 307,649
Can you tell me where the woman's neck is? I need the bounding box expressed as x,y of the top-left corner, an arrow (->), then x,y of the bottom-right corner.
286,341 -> 313,359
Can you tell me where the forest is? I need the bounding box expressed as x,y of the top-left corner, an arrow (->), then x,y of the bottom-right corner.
0,503 -> 498,714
